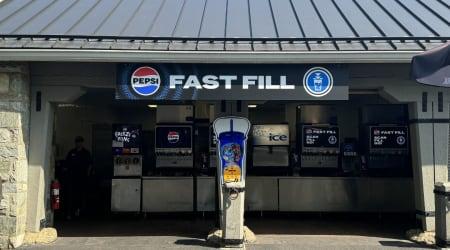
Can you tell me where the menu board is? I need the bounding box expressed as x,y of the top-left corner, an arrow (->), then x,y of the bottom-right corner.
155,126 -> 192,149
303,126 -> 339,148
112,124 -> 141,155
370,126 -> 408,150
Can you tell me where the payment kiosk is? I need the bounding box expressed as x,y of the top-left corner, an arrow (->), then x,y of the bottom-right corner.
213,116 -> 250,247
111,124 -> 142,212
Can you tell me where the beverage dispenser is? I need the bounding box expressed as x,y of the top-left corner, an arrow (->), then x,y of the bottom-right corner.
111,124 -> 142,212
367,125 -> 409,170
155,125 -> 193,168
300,125 -> 340,169
112,124 -> 143,176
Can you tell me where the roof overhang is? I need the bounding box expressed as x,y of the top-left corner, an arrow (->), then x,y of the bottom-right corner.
0,49 -> 421,63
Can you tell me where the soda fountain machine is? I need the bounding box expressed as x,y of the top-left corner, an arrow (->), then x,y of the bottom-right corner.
367,125 -> 409,173
111,124 -> 142,212
142,124 -> 194,212
300,125 -> 340,170
154,125 -> 194,169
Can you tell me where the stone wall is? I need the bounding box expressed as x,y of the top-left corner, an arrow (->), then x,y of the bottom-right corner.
0,64 -> 30,248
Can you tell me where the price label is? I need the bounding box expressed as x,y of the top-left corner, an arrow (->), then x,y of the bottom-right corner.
223,165 -> 241,183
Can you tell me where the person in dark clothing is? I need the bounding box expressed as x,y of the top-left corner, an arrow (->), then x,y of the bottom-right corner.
64,136 -> 92,219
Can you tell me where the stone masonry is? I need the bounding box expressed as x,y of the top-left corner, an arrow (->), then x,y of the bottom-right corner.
0,63 -> 29,248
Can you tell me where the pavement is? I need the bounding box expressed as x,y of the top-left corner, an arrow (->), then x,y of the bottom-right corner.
20,214 -> 430,249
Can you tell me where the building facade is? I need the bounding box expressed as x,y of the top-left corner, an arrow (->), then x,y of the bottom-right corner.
0,0 -> 449,248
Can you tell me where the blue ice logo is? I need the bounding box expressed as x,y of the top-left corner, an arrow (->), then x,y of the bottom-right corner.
303,67 -> 333,97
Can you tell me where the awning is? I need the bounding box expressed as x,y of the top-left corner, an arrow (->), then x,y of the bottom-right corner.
411,42 -> 450,87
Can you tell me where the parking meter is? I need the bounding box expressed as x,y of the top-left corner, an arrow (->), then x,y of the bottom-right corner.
213,116 -> 250,246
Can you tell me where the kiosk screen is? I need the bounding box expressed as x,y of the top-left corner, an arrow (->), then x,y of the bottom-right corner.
369,126 -> 408,150
155,126 -> 192,149
302,126 -> 339,149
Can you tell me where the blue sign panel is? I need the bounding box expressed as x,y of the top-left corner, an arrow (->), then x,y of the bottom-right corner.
116,63 -> 348,100
303,67 -> 333,97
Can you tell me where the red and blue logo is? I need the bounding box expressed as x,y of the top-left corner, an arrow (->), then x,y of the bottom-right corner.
131,67 -> 160,96
167,131 -> 180,144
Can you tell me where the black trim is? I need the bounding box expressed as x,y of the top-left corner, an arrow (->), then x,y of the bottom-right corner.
422,92 -> 427,112
434,189 -> 450,197
415,209 -> 435,217
409,119 -> 450,124
222,238 -> 244,245
36,91 -> 41,112
221,101 -> 226,113
438,92 -> 443,112
236,101 -> 242,113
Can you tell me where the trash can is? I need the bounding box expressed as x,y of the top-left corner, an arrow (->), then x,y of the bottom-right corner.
434,182 -> 450,247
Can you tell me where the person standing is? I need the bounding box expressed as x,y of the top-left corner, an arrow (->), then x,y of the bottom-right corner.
64,136 -> 92,219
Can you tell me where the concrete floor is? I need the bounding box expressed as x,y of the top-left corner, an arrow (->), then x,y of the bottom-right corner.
21,214 -> 429,249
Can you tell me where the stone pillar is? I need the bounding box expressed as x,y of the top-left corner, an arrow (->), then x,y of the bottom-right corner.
0,64 -> 30,248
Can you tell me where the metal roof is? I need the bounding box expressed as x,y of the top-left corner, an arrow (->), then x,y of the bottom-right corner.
0,0 -> 448,54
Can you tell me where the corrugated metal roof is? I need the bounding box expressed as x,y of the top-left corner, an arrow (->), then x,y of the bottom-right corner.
0,0 -> 448,52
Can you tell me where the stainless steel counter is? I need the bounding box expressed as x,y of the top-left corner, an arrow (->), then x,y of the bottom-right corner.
245,177 -> 278,211
142,177 -> 194,212
111,178 -> 141,212
278,177 -> 414,212
141,176 -> 414,213
197,177 -> 215,211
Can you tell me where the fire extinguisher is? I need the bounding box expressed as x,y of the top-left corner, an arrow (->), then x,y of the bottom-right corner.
51,180 -> 60,210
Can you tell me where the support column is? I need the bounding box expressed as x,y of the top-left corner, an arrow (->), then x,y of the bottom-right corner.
409,95 -> 449,231
27,86 -> 84,232
0,63 -> 30,248
383,85 -> 449,231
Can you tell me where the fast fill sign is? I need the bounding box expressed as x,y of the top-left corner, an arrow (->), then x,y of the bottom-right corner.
117,63 -> 348,100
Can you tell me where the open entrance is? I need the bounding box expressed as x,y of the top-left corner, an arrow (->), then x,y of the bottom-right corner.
51,87 -> 417,239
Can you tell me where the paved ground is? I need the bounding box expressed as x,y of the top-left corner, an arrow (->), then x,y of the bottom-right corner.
21,214 -> 430,249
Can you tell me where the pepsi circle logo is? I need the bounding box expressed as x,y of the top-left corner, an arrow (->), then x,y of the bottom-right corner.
303,67 -> 333,97
167,131 -> 180,144
131,66 -> 160,96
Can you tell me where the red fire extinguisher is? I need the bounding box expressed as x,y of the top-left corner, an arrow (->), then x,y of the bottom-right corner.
51,180 -> 60,210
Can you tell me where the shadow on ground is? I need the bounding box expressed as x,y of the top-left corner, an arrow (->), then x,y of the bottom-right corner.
54,212 -> 417,240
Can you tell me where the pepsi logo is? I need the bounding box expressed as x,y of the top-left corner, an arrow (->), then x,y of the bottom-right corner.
131,66 -> 160,96
167,131 -> 180,144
